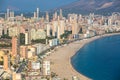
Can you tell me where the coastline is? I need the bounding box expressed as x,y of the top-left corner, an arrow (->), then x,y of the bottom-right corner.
45,33 -> 120,80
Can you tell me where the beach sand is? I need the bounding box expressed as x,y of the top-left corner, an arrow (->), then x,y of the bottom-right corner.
45,33 -> 120,80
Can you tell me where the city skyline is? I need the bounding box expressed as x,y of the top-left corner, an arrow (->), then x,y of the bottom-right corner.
0,0 -> 77,12
0,1 -> 120,80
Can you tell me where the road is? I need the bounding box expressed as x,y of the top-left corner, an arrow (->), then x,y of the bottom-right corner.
16,60 -> 28,73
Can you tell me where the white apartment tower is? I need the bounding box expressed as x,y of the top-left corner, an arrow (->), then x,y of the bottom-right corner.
46,11 -> 49,22
43,61 -> 50,76
60,9 -> 63,19
47,24 -> 51,37
25,31 -> 31,45
37,8 -> 39,19
34,12 -> 37,18
7,9 -> 10,19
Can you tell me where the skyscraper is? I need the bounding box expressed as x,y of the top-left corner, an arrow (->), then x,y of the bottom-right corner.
20,46 -> 27,59
21,13 -> 23,17
46,24 -> 51,37
108,18 -> 112,26
10,11 -> 14,18
57,25 -> 61,39
25,30 -> 31,45
72,20 -> 78,35
12,36 -> 19,56
54,11 -> 57,20
59,20 -> 65,35
46,11 -> 49,22
34,12 -> 37,18
60,9 -> 63,19
52,21 -> 58,37
4,54 -> 9,70
7,9 -> 10,20
37,8 -> 39,19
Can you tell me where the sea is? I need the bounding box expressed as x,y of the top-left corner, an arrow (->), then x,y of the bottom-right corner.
71,35 -> 120,80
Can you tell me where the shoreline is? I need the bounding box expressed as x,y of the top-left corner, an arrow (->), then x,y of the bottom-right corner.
45,33 -> 120,80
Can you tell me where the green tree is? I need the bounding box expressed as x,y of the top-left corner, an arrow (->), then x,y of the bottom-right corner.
0,44 -> 11,47
0,61 -> 3,65
46,36 -> 55,40
60,30 -> 72,39
1,34 -> 11,39
32,39 -> 46,44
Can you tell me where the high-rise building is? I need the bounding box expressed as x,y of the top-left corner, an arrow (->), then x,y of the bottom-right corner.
37,8 -> 39,19
60,9 -> 63,19
30,28 -> 36,40
12,36 -> 19,56
54,11 -> 57,20
21,13 -> 23,17
72,20 -> 78,35
52,21 -> 58,37
0,26 -> 3,37
7,9 -> 10,20
108,18 -> 112,26
10,11 -> 14,18
20,46 -> 27,59
59,20 -> 65,35
46,11 -> 49,22
25,32 -> 29,45
25,31 -> 31,45
34,12 -> 37,18
57,25 -> 61,39
43,61 -> 50,76
46,24 -> 51,37
4,54 -> 9,70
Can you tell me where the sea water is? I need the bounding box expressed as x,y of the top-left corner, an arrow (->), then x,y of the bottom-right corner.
71,35 -> 120,80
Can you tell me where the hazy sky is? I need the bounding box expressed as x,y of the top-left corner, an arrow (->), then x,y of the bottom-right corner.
0,0 -> 77,12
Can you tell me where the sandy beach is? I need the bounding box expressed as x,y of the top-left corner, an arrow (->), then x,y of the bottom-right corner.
45,33 -> 120,80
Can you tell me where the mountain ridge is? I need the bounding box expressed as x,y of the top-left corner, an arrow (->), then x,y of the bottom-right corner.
57,0 -> 120,15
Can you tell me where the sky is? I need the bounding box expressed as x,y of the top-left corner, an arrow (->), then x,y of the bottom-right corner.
0,0 -> 77,12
